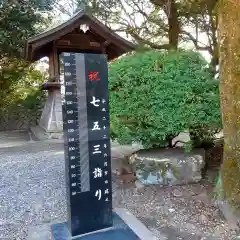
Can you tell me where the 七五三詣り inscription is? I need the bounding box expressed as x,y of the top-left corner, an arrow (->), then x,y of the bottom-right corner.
61,53 -> 112,236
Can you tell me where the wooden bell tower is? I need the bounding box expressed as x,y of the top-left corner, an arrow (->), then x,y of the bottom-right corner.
25,10 -> 135,137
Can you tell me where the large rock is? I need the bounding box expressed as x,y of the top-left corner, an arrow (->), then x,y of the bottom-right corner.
111,143 -> 142,176
131,148 -> 205,185
172,131 -> 190,147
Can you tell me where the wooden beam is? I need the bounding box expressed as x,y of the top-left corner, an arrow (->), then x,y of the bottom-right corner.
56,46 -> 103,55
56,40 -> 101,49
41,82 -> 61,90
102,40 -> 111,47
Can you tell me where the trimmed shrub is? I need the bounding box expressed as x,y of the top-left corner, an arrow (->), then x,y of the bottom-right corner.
109,50 -> 221,149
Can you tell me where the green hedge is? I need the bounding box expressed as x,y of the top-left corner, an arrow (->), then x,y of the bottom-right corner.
109,50 -> 221,149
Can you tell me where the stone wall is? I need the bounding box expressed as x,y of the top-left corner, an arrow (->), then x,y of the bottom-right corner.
0,107 -> 42,131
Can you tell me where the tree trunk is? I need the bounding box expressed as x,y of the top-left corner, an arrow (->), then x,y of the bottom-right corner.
218,0 -> 240,206
150,0 -> 180,49
167,0 -> 180,49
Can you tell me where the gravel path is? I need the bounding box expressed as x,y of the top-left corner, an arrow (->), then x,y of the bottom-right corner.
0,142 -> 238,239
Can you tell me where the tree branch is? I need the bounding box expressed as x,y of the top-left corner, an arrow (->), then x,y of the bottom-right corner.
172,140 -> 186,148
127,29 -> 170,49
181,30 -> 212,52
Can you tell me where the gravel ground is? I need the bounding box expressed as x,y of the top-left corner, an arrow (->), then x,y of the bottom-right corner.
0,142 -> 238,240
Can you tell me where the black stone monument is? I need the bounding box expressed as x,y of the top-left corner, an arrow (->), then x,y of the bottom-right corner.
61,52 -> 112,236
51,52 -> 143,239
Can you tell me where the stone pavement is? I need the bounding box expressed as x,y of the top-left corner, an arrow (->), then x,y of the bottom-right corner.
0,130 -> 32,148
0,131 -> 238,240
0,130 -> 141,157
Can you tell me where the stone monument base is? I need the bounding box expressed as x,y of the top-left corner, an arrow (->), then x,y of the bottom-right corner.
132,148 -> 205,186
38,87 -> 63,138
51,208 -> 157,240
30,125 -> 63,141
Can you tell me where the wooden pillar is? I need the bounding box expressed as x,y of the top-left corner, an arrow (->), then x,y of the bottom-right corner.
49,53 -> 55,77
49,43 -> 59,79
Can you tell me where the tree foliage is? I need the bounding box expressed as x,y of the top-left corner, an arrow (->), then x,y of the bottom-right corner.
1,63 -> 47,108
0,0 -> 55,110
73,0 -> 219,75
109,50 -> 221,149
0,0 -> 54,58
